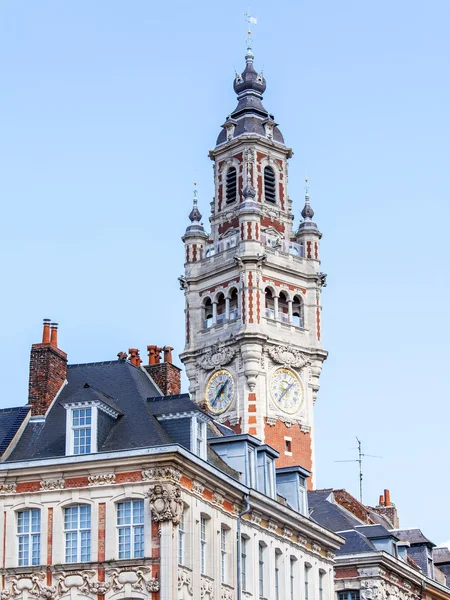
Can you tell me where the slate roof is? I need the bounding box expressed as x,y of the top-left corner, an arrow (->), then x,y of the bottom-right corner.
336,530 -> 377,554
7,361 -> 172,461
308,490 -> 363,532
147,395 -> 205,416
434,547 -> 450,565
0,406 -> 30,455
354,525 -> 398,540
391,528 -> 435,548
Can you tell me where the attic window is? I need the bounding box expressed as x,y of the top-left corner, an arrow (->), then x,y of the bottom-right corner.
226,167 -> 237,203
264,166 -> 276,203
66,406 -> 98,455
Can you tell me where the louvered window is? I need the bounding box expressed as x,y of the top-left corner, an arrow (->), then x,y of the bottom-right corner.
226,167 -> 237,203
264,166 -> 276,203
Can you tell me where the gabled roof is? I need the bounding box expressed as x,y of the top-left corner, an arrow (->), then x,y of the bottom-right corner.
355,524 -> 398,540
60,384 -> 123,416
0,406 -> 30,455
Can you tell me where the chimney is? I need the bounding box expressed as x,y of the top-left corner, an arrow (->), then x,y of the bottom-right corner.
144,345 -> 181,395
128,348 -> 142,367
28,319 -> 67,416
372,488 -> 400,529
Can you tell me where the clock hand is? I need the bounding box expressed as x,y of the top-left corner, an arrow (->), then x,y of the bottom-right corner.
218,380 -> 229,398
278,382 -> 294,402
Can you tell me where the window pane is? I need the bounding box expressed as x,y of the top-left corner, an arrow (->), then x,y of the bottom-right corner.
134,525 -> 144,559
117,501 -> 131,525
65,531 -> 78,563
133,500 -> 144,525
118,527 -> 131,559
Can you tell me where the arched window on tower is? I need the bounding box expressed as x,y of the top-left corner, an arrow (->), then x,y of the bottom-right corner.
265,288 -> 275,319
292,295 -> 304,328
264,166 -> 276,203
278,292 -> 289,323
216,293 -> 226,325
229,288 -> 238,320
204,298 -> 213,329
226,167 -> 237,203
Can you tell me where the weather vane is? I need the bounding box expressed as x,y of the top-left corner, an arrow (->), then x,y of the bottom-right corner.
244,10 -> 257,52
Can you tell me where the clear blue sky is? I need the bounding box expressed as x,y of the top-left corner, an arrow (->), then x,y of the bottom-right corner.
1,1 -> 449,544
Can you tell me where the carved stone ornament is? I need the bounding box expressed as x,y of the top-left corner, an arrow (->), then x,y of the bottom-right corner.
142,466 -> 181,482
221,587 -> 234,600
178,568 -> 193,596
106,567 -> 157,593
0,483 -> 16,495
283,526 -> 293,539
52,570 -> 112,597
197,343 -> 236,371
200,577 -> 215,600
148,483 -> 184,525
88,473 -> 115,486
192,479 -> 205,495
40,479 -> 64,491
360,578 -> 385,600
7,573 -> 55,599
268,344 -> 311,369
212,490 -> 224,506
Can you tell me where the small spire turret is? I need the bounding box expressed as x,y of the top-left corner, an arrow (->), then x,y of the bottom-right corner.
298,178 -> 318,232
188,184 -> 202,223
183,184 -> 208,265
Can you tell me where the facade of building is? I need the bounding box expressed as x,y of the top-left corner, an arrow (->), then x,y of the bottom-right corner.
309,489 -> 450,600
180,42 -> 326,484
0,320 -> 342,600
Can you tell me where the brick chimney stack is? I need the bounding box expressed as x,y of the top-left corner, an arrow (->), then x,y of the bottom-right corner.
144,345 -> 181,395
371,489 -> 400,529
28,319 -> 67,416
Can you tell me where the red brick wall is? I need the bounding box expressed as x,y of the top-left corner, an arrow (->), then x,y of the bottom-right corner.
28,344 -> 67,416
264,420 -> 313,487
144,363 -> 181,396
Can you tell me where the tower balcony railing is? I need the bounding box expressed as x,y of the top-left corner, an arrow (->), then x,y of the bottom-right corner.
264,307 -> 304,328
204,234 -> 239,258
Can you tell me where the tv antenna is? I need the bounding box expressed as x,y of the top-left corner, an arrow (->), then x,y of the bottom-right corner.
335,437 -> 382,504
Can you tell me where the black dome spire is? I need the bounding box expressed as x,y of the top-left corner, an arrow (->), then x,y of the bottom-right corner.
216,47 -> 285,146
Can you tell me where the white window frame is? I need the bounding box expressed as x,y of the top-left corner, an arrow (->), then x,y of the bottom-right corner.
200,516 -> 207,574
220,527 -> 227,584
241,536 -> 247,591
178,508 -> 185,565
304,564 -> 311,600
319,570 -> 325,600
259,542 -> 265,598
65,404 -> 98,455
289,556 -> 296,600
64,504 -> 91,563
191,416 -> 207,459
116,499 -> 144,559
17,509 -> 41,567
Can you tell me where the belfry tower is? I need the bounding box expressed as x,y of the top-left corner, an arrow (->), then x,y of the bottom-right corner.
180,44 -> 327,486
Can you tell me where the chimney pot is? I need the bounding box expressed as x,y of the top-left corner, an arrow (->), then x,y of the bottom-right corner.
163,346 -> 174,363
384,489 -> 391,506
50,322 -> 58,347
147,345 -> 157,365
379,494 -> 384,506
42,319 -> 51,344
128,348 -> 142,367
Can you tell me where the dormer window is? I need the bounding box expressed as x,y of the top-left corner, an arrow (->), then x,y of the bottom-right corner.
72,408 -> 93,454
193,416 -> 207,459
264,166 -> 276,203
62,388 -> 122,456
66,406 -> 98,455
226,167 -> 237,203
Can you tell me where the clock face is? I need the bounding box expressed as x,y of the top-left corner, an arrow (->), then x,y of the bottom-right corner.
271,368 -> 303,414
206,370 -> 235,414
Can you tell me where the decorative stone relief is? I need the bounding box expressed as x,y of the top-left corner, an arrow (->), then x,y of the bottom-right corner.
266,417 -> 277,426
178,568 -> 193,596
221,587 -> 234,600
87,473 -> 115,486
300,424 -> 311,433
7,573 -> 55,599
192,479 -> 205,495
250,511 -> 262,525
268,519 -> 277,532
312,542 -> 322,554
142,466 -> 181,482
326,550 -> 335,560
298,535 -> 308,546
197,344 -> 236,371
107,567 -> 158,593
268,344 -> 311,370
53,570 -> 112,597
147,483 -> 183,525
283,526 -> 293,539
0,483 -> 16,495
40,479 -> 64,491
212,490 -> 224,506
360,578 -> 385,600
200,577 -> 214,600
